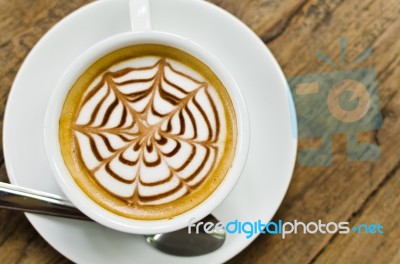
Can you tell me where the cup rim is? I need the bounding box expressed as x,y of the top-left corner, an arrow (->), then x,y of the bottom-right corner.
44,31 -> 250,234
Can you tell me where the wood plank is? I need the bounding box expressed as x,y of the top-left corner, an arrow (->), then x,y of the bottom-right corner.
313,164 -> 400,263
210,0 -> 309,42
227,0 -> 400,262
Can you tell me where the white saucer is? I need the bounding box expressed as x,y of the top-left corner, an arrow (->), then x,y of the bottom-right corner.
3,0 -> 297,263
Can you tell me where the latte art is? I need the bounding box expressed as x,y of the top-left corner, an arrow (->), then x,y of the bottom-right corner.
74,58 -> 222,205
60,45 -> 236,219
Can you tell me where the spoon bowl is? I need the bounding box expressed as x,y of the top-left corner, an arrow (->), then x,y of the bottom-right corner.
146,214 -> 225,256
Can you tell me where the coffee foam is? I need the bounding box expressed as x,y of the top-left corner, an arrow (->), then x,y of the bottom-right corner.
73,56 -> 225,205
59,45 -> 236,219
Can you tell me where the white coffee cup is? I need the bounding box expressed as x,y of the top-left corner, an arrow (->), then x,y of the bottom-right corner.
44,0 -> 250,234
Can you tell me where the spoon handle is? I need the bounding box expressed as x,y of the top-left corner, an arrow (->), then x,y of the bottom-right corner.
0,182 -> 90,220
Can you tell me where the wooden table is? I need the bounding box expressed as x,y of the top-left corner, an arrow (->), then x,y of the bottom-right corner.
0,0 -> 399,263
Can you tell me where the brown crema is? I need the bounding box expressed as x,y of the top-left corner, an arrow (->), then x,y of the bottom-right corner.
59,44 -> 237,220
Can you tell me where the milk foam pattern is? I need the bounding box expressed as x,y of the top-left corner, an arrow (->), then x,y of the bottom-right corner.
74,58 -> 224,205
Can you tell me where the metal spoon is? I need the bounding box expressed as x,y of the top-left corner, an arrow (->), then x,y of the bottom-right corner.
146,214 -> 225,256
0,182 -> 225,256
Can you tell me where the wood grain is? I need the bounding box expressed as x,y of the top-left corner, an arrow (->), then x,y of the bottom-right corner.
0,0 -> 399,263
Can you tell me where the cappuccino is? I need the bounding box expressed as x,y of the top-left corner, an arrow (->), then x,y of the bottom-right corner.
59,44 -> 236,220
